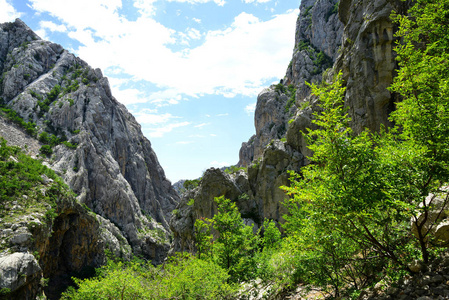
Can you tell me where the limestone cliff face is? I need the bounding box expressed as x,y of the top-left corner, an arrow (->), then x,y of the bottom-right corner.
0,19 -> 179,267
239,0 -> 343,167
171,0 -> 410,253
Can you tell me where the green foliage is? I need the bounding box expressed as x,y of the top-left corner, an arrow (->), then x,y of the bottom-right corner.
183,178 -> 201,190
0,137 -> 73,216
39,145 -> 53,157
194,217 -> 213,259
187,198 -> 194,206
282,18 -> 449,293
224,165 -> 247,174
0,288 -> 11,296
47,85 -> 61,102
299,100 -> 310,110
311,51 -> 333,75
30,90 -> 43,100
61,254 -> 236,300
62,141 -> 78,149
303,5 -> 313,17
274,82 -> 286,94
297,40 -> 311,51
206,196 -> 259,283
0,105 -> 37,136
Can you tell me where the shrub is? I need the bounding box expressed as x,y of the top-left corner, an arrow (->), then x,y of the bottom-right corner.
39,145 -> 53,157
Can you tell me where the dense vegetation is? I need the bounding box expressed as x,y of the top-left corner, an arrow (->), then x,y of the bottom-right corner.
0,138 -> 75,243
61,0 -> 449,299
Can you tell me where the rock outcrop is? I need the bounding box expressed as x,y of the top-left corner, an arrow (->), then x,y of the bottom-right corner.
0,19 -> 179,266
239,0 -> 343,167
171,140 -> 303,253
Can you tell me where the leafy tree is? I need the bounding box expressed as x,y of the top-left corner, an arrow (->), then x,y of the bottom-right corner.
282,0 -> 449,293
389,0 -> 449,263
194,217 -> 213,259
210,196 -> 259,283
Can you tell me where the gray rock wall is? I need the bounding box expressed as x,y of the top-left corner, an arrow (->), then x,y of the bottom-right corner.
239,0 -> 343,167
0,19 -> 180,265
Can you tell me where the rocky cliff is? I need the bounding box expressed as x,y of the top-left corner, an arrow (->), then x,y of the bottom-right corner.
0,19 -> 179,298
171,0 -> 409,253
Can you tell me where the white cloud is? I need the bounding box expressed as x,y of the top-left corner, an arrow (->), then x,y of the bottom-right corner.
146,122 -> 190,138
133,0 -> 158,17
244,102 -> 256,115
187,28 -> 201,40
0,0 -> 21,22
217,113 -> 229,117
28,0 -> 298,105
39,20 -> 67,32
194,123 -> 209,128
210,133 -> 217,137
192,17 -> 201,23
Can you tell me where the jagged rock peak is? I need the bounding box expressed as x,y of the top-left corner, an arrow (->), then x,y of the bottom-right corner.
0,19 -> 180,265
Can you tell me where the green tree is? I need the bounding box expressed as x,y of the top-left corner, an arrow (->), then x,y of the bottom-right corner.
211,196 -> 259,283
194,217 -> 213,259
388,0 -> 449,264
282,0 -> 449,292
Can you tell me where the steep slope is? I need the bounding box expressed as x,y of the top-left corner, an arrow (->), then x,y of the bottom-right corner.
239,0 -> 343,167
0,19 -> 180,267
171,0 -> 410,253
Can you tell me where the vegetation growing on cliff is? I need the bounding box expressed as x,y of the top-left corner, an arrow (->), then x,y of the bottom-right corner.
60,0 -> 449,298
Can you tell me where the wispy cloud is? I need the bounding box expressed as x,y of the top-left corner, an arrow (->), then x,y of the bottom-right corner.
0,0 -> 22,22
244,102 -> 256,115
194,123 -> 209,128
146,122 -> 191,138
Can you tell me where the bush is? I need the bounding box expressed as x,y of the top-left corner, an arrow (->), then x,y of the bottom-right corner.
61,254 -> 237,300
39,145 -> 53,157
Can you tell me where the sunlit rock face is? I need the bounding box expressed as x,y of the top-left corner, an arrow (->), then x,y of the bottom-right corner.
239,0 -> 343,168
0,19 -> 180,293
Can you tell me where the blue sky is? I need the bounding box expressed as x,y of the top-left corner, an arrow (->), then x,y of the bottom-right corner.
0,0 -> 299,183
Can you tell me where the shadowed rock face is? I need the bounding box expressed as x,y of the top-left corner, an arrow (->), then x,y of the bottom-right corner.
0,18 -> 179,273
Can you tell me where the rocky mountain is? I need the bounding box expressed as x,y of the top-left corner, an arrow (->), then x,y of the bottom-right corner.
170,0 -> 410,253
0,19 -> 179,299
